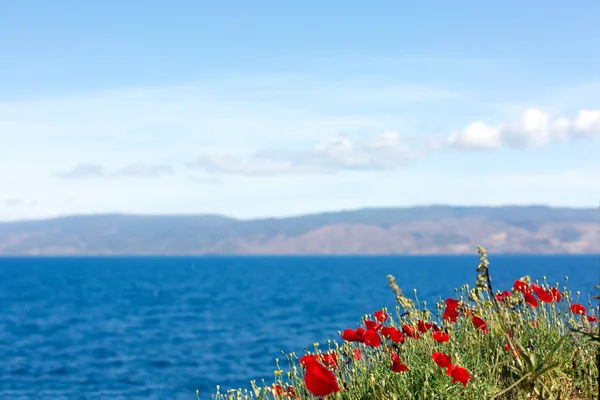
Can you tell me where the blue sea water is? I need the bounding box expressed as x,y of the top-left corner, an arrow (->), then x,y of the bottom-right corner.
0,255 -> 598,400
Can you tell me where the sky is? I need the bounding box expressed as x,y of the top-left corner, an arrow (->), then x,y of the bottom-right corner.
1,0 -> 600,221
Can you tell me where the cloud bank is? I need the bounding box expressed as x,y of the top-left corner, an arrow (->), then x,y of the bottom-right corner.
187,108 -> 600,177
444,109 -> 600,151
58,164 -> 172,179
188,131 -> 418,176
1,72 -> 599,221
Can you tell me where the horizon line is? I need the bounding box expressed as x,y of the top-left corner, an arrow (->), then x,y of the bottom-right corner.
2,202 -> 598,224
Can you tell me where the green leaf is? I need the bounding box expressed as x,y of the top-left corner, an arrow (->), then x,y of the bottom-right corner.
538,335 -> 568,370
570,328 -> 600,346
530,352 -> 538,370
500,369 -> 521,381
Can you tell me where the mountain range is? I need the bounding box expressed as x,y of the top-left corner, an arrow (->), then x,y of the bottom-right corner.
0,206 -> 599,255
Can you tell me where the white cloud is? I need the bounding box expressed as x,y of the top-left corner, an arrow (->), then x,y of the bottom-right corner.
57,163 -> 172,179
189,131 -> 418,176
572,109 -> 600,138
4,198 -> 26,207
112,164 -> 172,178
444,108 -> 600,150
193,155 -> 294,176
58,164 -> 105,179
445,122 -> 502,150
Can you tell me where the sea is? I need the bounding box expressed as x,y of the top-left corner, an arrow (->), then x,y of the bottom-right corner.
0,255 -> 598,400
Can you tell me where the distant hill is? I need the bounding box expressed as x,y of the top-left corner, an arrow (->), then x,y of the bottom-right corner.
0,206 -> 599,255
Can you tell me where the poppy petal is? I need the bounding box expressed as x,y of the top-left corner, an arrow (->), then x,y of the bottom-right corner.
450,365 -> 470,387
445,298 -> 459,309
363,329 -> 382,347
364,320 -> 382,332
341,329 -> 357,342
531,284 -> 553,303
523,292 -> 538,308
472,316 -> 488,334
304,359 -> 341,397
432,352 -> 452,369
432,331 -> 450,343
374,309 -> 388,323
550,287 -> 562,302
571,304 -> 587,315
496,290 -> 512,302
402,324 -> 420,339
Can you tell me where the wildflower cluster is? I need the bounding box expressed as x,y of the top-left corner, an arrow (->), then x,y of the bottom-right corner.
212,249 -> 598,400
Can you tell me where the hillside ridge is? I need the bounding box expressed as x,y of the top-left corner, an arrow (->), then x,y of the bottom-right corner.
1,205 -> 598,255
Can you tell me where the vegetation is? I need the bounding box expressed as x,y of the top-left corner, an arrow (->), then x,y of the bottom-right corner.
210,247 -> 599,399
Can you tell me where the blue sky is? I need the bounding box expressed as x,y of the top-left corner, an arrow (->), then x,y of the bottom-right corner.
1,0 -> 599,220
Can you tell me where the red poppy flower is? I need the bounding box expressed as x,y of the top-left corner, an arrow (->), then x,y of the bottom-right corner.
380,326 -> 405,343
319,351 -> 338,370
272,384 -> 295,397
390,353 -> 408,373
431,323 -> 441,332
354,327 -> 366,343
272,384 -> 285,395
363,329 -> 382,347
587,315 -> 597,323
389,329 -> 405,343
531,284 -> 553,303
442,298 -> 460,322
303,358 -> 341,397
432,331 -> 450,343
496,290 -> 511,302
417,320 -> 433,333
571,304 -> 587,315
443,307 -> 459,323
380,326 -> 393,338
523,292 -> 538,308
503,343 -> 520,357
353,348 -> 362,360
432,352 -> 452,369
403,324 -> 420,339
472,316 -> 488,334
364,320 -> 382,332
514,280 -> 531,294
550,287 -> 562,302
445,298 -> 459,309
448,365 -> 470,386
341,329 -> 357,342
299,354 -> 319,367
374,309 -> 388,323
